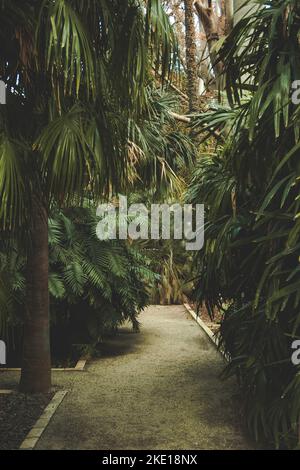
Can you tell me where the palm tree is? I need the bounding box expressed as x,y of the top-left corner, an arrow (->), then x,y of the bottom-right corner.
0,0 -> 177,393
184,0 -> 199,111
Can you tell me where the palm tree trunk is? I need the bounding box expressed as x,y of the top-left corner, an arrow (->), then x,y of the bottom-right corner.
225,0 -> 234,34
184,0 -> 199,112
19,197 -> 51,393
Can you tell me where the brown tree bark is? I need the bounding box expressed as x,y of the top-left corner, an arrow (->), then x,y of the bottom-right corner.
184,0 -> 199,111
19,196 -> 51,393
194,0 -> 223,88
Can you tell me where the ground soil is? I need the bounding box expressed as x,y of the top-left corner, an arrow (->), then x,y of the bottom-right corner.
0,392 -> 53,450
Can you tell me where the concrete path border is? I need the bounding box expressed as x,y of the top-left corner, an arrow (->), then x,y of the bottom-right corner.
183,303 -> 227,359
19,390 -> 68,450
0,358 -> 87,373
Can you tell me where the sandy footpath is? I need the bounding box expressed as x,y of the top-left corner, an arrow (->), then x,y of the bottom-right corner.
30,305 -> 251,450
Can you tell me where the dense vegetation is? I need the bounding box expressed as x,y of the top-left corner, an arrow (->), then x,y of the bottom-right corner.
1,0 -> 300,450
1,207 -> 157,362
187,0 -> 300,449
0,0 -> 187,393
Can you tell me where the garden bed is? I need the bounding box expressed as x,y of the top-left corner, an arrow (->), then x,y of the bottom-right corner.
189,302 -> 223,335
0,392 -> 54,450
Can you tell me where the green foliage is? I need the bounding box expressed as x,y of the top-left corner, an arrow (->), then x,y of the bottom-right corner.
138,237 -> 194,305
128,86 -> 196,196
0,207 -> 157,353
0,241 -> 25,346
124,85 -> 196,305
0,0 -> 196,370
0,0 -> 179,228
49,207 -> 156,337
187,0 -> 300,448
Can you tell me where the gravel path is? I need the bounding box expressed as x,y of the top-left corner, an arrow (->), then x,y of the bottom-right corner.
34,305 -> 251,450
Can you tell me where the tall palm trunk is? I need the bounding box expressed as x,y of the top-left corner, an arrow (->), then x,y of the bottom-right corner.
225,0 -> 234,34
184,0 -> 199,112
20,197 -> 51,393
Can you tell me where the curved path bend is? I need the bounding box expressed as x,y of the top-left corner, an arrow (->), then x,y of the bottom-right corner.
37,305 -> 251,450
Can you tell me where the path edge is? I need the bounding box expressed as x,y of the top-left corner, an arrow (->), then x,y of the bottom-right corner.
1,357 -> 87,373
183,303 -> 226,359
19,390 -> 68,450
